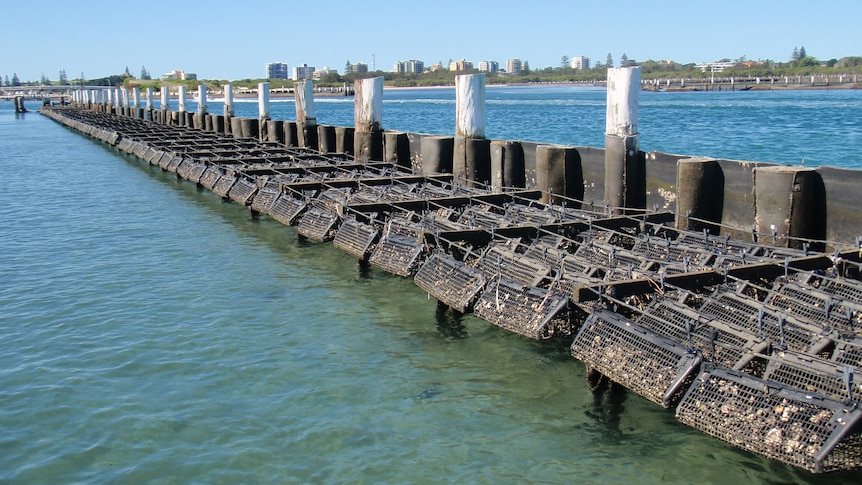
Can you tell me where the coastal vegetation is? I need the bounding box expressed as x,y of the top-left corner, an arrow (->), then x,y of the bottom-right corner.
4,53 -> 861,90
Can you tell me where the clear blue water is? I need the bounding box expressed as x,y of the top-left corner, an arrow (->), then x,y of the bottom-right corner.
190,85 -> 862,169
2,89 -> 861,484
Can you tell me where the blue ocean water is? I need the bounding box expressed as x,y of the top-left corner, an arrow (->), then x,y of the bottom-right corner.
201,85 -> 862,169
2,89 -> 861,484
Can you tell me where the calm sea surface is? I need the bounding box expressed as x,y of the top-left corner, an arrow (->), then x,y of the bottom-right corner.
2,87 -> 861,484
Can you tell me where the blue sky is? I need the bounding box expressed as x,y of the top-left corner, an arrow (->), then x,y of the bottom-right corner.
2,0 -> 859,82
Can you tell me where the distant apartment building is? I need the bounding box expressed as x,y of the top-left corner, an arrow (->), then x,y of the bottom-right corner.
161,69 -> 197,81
506,59 -> 521,75
394,60 -> 424,74
449,59 -> 473,71
695,61 -> 736,72
313,66 -> 334,80
266,62 -> 289,80
349,63 -> 369,74
292,63 -> 315,81
478,60 -> 499,73
428,62 -> 445,72
570,56 -> 590,70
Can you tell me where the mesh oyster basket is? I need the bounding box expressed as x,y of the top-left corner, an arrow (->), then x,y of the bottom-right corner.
473,276 -> 572,340
212,173 -> 237,199
228,177 -> 258,206
769,281 -> 862,338
368,218 -> 426,277
477,245 -> 552,288
333,217 -> 379,262
414,252 -> 487,313
636,300 -> 770,370
268,195 -> 308,226
187,163 -> 207,184
198,166 -> 221,191
763,350 -> 861,403
296,207 -> 340,242
571,309 -> 702,407
700,292 -> 831,354
250,182 -> 281,214
676,366 -> 862,473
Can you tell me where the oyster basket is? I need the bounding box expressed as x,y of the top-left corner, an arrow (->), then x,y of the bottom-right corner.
187,162 -> 207,184
198,166 -> 222,191
368,218 -> 426,277
833,338 -> 862,369
762,350 -> 861,403
769,281 -> 862,338
414,252 -> 487,313
250,182 -> 281,214
700,292 -> 831,354
175,159 -> 194,180
477,245 -> 552,287
296,207 -> 340,242
636,300 -> 769,370
571,309 -> 703,408
228,177 -> 258,206
212,173 -> 237,198
333,217 -> 379,262
473,276 -> 572,340
268,195 -> 308,226
165,155 -> 184,173
676,366 -> 862,473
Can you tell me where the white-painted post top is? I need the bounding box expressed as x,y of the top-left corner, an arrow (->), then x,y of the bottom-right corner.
122,88 -> 130,107
161,86 -> 170,110
115,88 -> 122,108
258,82 -> 270,119
178,85 -> 187,112
132,87 -> 141,109
198,85 -> 208,113
606,67 -> 641,137
223,84 -> 234,117
145,87 -> 153,110
106,89 -> 113,106
354,77 -> 383,132
455,73 -> 486,138
295,81 -> 316,122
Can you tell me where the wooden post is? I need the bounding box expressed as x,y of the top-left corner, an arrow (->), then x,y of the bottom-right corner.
223,83 -> 234,135
753,166 -> 826,251
144,87 -> 153,120
106,89 -> 113,109
295,80 -> 318,149
676,157 -> 724,234
490,140 -> 525,192
605,66 -> 645,213
258,82 -> 270,141
132,87 -> 141,118
536,145 -> 583,206
454,73 -> 490,187
177,86 -> 187,126
354,76 -> 384,162
197,85 -> 208,129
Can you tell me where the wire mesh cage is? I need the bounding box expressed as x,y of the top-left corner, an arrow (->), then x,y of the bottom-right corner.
414,252 -> 487,313
676,366 -> 862,473
333,217 -> 379,262
175,159 -> 194,180
212,173 -> 237,198
473,276 -> 573,340
763,350 -> 861,403
250,183 -> 281,214
368,233 -> 426,277
228,177 -> 258,206
571,309 -> 703,407
700,292 -> 831,354
187,163 -> 207,184
166,155 -> 184,173
269,195 -> 308,226
636,300 -> 770,370
198,166 -> 222,191
769,282 -> 862,338
296,207 -> 340,242
477,245 -> 552,288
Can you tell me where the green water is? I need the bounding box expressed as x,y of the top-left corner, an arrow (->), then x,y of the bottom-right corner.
1,103 -> 859,484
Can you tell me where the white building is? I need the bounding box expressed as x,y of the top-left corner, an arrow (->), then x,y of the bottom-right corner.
394,60 -> 424,74
161,70 -> 197,81
506,59 -> 521,75
478,60 -> 499,73
292,63 -> 315,81
570,56 -> 590,70
695,61 -> 736,72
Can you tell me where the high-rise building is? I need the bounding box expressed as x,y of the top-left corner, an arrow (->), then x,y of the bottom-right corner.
506,59 -> 521,75
266,62 -> 289,79
570,56 -> 590,70
448,59 -> 473,72
394,60 -> 424,74
478,61 -> 499,73
292,63 -> 315,81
